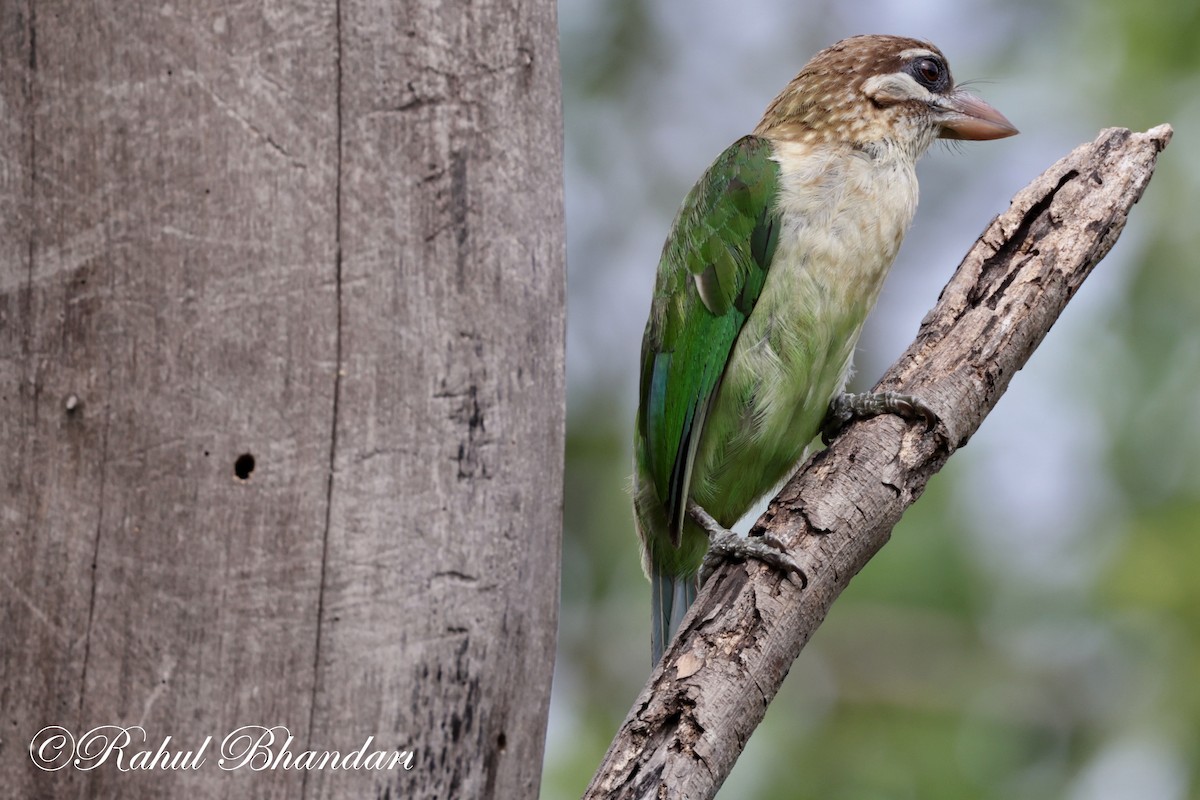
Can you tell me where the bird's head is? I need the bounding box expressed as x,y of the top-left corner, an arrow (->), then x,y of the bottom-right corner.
754,35 -> 1017,157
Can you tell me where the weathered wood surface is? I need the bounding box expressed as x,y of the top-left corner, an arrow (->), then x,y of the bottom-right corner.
584,125 -> 1172,800
0,2 -> 563,798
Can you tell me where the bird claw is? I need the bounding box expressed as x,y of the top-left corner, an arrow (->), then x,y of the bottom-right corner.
688,501 -> 805,586
821,390 -> 937,445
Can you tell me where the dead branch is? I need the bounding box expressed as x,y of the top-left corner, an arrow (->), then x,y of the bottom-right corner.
584,124 -> 1173,800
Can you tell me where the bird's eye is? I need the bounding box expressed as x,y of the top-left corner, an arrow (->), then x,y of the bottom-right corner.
910,57 -> 946,90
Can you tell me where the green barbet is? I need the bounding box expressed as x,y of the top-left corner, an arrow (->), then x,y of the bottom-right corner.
633,35 -> 1017,663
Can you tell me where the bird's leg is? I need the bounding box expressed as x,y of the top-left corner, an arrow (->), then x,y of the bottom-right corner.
821,391 -> 938,445
688,500 -> 805,586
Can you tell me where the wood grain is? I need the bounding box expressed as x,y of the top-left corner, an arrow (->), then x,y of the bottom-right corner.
0,2 -> 563,797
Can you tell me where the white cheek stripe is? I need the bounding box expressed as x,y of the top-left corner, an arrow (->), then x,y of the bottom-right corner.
862,72 -> 934,103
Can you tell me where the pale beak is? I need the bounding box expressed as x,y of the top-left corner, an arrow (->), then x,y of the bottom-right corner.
935,90 -> 1018,141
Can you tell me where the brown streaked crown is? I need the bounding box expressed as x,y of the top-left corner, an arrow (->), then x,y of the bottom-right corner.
754,35 -> 953,146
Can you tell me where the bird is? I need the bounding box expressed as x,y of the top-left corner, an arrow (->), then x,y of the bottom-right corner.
632,34 -> 1017,663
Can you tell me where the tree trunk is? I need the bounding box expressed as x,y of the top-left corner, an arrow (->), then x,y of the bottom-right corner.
0,2 -> 563,798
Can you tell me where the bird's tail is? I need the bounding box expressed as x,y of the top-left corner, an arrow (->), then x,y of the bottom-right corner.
651,567 -> 697,664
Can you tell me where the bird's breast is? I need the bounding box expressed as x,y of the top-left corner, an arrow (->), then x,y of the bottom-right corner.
769,140 -> 919,314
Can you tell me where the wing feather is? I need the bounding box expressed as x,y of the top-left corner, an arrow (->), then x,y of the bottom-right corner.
637,135 -> 781,544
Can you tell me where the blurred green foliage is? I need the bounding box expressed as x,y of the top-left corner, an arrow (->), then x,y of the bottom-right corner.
547,0 -> 1200,797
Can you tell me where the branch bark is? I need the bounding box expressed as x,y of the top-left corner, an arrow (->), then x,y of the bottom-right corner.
584,125 -> 1173,800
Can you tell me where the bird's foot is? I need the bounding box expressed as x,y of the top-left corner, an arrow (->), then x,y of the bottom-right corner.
821,391 -> 937,445
688,501 -> 805,586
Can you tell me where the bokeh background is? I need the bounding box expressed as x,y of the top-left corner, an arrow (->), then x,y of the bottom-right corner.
545,1 -> 1199,797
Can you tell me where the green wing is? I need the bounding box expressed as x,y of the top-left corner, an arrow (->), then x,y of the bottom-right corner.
637,135 -> 781,545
